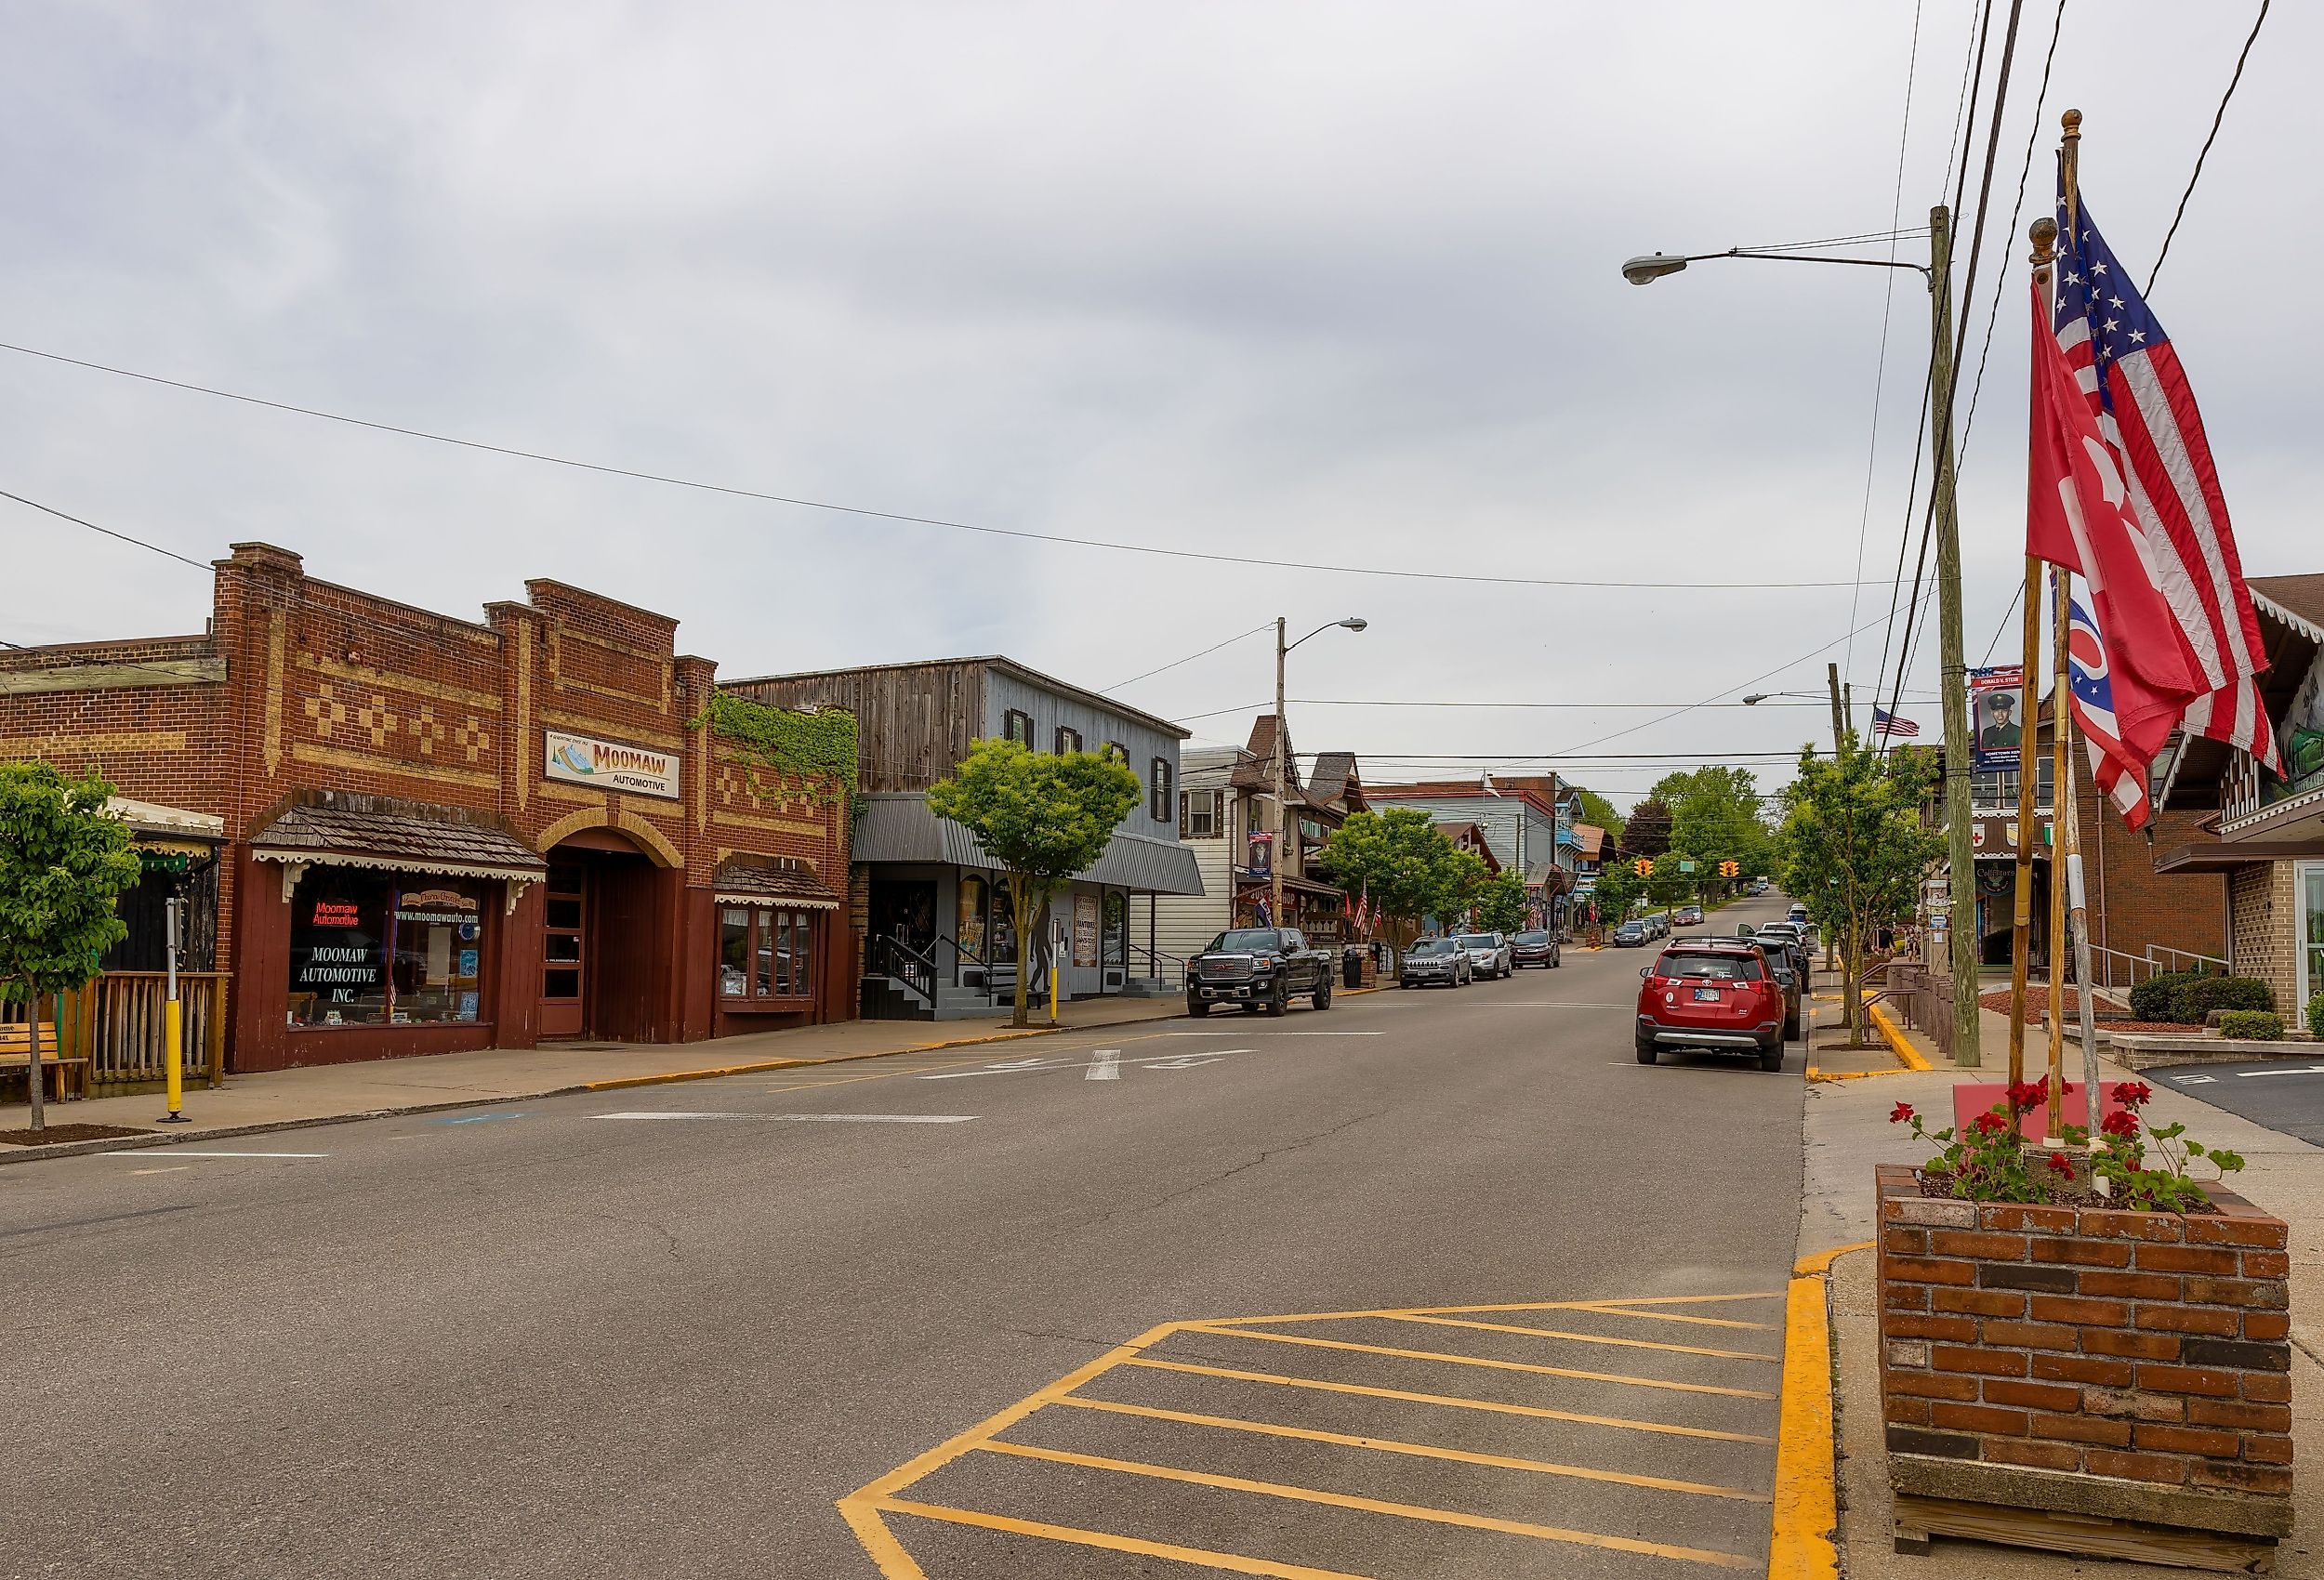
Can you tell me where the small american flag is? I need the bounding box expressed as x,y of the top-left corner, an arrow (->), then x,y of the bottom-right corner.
1873,707 -> 1920,738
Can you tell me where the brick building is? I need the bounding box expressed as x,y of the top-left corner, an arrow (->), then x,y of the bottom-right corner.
0,543 -> 852,1074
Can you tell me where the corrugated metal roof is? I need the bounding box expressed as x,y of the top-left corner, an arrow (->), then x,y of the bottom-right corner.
852,793 -> 1205,895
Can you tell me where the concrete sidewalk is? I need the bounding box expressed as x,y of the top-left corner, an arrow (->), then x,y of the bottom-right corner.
0,995 -> 1185,1162
1799,988 -> 2324,1574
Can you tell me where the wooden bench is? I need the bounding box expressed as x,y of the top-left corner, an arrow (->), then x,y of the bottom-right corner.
0,1021 -> 88,1102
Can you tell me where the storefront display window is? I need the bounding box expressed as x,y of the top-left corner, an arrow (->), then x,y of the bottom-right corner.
287,868 -> 483,1027
958,875 -> 988,963
720,905 -> 819,1004
2304,864 -> 2324,1007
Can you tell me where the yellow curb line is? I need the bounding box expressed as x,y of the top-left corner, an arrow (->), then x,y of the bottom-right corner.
1866,1001 -> 1932,1073
1769,1241 -> 1872,1580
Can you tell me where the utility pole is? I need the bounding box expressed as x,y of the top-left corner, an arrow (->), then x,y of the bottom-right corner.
1827,663 -> 1847,755
1272,616 -> 1287,932
1928,203 -> 1982,1068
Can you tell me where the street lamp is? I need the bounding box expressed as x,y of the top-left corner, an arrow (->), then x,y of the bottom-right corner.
1624,211 -> 1981,1067
1273,617 -> 1367,930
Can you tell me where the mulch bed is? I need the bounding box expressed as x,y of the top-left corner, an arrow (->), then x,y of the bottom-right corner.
0,1123 -> 154,1147
1976,987 -> 2187,1034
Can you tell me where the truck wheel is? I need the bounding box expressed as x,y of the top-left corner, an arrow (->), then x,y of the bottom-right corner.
1312,979 -> 1331,1010
1186,997 -> 1208,1019
1784,1009 -> 1801,1039
1265,983 -> 1288,1017
1551,947 -> 1562,968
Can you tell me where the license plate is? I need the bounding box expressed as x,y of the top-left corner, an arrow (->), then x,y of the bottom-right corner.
1693,987 -> 1722,1002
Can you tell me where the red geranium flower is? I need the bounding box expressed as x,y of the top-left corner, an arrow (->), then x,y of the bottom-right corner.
1971,1111 -> 2009,1136
2049,1152 -> 2073,1174
2117,1081 -> 2153,1109
2007,1080 -> 2048,1113
2101,1110 -> 2140,1139
1890,1101 -> 1915,1125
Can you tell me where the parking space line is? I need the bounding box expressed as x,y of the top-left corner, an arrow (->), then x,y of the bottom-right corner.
1197,1292 -> 1782,1326
875,1499 -> 1368,1579
1181,1325 -> 1777,1399
1048,1395 -> 1769,1502
1391,1313 -> 1780,1363
1117,1357 -> 1775,1442
96,1150 -> 329,1159
971,1441 -> 1759,1570
1564,1303 -> 1782,1331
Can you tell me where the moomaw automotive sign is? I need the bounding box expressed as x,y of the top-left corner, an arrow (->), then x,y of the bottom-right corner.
544,731 -> 680,799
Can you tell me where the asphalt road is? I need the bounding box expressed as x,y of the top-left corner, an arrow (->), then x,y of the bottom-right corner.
2146,1059 -> 2324,1147
5,896 -> 1806,1580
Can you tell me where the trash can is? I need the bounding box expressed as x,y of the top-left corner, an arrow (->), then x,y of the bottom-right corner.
1342,947 -> 1365,989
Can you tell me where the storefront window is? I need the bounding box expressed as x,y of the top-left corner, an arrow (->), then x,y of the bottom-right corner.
287,869 -> 483,1027
1103,891 -> 1126,967
958,874 -> 988,962
720,905 -> 820,1004
2304,864 -> 2324,1007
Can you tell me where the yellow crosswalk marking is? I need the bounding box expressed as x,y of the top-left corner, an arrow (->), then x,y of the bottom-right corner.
1563,1303 -> 1782,1331
1181,1324 -> 1777,1400
877,1499 -> 1374,1578
1391,1313 -> 1780,1363
1116,1356 -> 1776,1443
973,1441 -> 1761,1570
1049,1394 -> 1769,1501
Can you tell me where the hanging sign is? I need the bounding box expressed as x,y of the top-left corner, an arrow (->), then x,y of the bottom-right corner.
545,731 -> 681,799
1968,665 -> 2024,772
1246,830 -> 1273,878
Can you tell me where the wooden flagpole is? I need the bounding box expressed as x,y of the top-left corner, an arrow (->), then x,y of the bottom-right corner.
2041,110 -> 2085,1145
2011,216 -> 2059,1095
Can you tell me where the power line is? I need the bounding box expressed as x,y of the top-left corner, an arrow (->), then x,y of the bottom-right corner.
2147,0 -> 2270,296
0,487 -> 211,571
0,339 -> 1895,594
1103,624 -> 1272,693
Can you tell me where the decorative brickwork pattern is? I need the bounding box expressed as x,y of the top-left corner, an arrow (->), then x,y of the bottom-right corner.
1877,1165 -> 2292,1513
2227,862 -> 2297,1011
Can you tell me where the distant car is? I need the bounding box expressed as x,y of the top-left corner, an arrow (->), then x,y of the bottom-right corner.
1754,926 -> 1812,990
1510,928 -> 1562,969
1635,941 -> 1788,1071
1457,932 -> 1512,979
1612,920 -> 1648,948
1401,936 -> 1472,988
1750,936 -> 1804,1039
1675,905 -> 1704,927
1186,928 -> 1335,1017
1787,902 -> 1810,925
1647,913 -> 1670,939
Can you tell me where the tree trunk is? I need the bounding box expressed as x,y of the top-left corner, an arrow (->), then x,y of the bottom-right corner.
23,982 -> 45,1132
1008,873 -> 1032,1029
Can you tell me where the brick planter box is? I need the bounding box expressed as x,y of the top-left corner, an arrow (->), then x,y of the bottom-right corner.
1876,1164 -> 2293,1567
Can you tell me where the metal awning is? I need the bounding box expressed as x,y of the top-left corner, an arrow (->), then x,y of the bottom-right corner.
251,800 -> 548,886
2153,838 -> 2324,874
852,793 -> 1205,896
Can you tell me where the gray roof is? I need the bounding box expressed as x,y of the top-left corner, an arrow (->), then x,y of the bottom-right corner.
250,799 -> 548,882
720,654 -> 1191,740
852,792 -> 1204,895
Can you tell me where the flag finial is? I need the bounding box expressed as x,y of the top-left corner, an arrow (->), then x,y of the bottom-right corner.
2029,217 -> 2056,265
2061,108 -> 2081,143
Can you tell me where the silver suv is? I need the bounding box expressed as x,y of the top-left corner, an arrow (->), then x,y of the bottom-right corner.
1457,932 -> 1512,980
1400,937 -> 1472,988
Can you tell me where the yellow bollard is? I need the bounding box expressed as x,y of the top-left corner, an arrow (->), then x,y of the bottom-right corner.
164,998 -> 185,1119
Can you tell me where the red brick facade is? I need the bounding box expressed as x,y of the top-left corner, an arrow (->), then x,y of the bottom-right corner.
1877,1165 -> 2292,1534
0,544 -> 852,1072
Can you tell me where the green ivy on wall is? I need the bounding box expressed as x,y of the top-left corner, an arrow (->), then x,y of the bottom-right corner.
691,692 -> 859,812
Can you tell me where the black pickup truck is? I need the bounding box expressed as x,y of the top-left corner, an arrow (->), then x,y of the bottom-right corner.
1185,927 -> 1336,1017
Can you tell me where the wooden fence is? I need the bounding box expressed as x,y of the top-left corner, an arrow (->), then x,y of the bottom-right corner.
52,972 -> 229,1094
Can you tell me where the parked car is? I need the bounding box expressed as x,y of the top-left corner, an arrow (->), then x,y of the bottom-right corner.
1457,932 -> 1512,979
1635,940 -> 1789,1071
1511,928 -> 1562,969
1400,936 -> 1473,988
1787,902 -> 1809,924
1186,928 -> 1335,1017
1675,905 -> 1704,927
1754,926 -> 1812,993
1750,935 -> 1804,1039
1647,913 -> 1670,939
1611,920 -> 1648,948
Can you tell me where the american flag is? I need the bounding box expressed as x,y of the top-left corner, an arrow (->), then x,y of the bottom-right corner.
2053,181 -> 2276,770
2067,589 -> 2150,829
1872,707 -> 1920,738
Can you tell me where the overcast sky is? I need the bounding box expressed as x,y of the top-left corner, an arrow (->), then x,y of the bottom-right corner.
4,2 -> 2311,811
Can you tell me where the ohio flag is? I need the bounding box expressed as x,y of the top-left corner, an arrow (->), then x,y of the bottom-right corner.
2066,589 -> 2150,830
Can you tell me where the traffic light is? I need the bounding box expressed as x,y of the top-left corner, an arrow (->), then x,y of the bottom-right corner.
1631,857 -> 1654,876
1719,859 -> 1739,878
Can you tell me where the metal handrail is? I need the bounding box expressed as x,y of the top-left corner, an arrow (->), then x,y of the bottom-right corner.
2146,943 -> 2229,975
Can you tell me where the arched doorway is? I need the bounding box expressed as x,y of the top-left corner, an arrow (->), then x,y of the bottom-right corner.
540,824 -> 668,1041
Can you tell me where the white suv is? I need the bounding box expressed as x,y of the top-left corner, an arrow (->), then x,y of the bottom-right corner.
1457,932 -> 1512,980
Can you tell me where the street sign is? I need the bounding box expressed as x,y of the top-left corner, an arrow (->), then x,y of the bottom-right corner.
1678,860 -> 1697,873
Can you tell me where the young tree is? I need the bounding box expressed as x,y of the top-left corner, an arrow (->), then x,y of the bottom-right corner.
1777,740 -> 1943,1046
0,761 -> 141,1131
1472,870 -> 1529,934
1571,787 -> 1625,844
1318,808 -> 1462,945
1430,848 -> 1491,932
927,739 -> 1141,1027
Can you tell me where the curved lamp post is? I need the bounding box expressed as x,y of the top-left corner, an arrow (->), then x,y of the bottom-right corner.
1273,618 -> 1367,929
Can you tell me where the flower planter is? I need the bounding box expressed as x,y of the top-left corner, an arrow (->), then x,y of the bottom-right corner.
1876,1163 -> 2293,1571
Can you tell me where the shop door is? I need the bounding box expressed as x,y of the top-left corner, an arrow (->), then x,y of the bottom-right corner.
540,863 -> 587,1037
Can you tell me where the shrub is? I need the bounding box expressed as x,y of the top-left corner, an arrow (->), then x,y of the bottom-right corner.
2218,1009 -> 2285,1041
2168,975 -> 2274,1024
2130,970 -> 2201,1022
2309,993 -> 2324,1040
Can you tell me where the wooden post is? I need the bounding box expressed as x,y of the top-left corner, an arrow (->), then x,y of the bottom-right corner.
1928,204 -> 1982,1069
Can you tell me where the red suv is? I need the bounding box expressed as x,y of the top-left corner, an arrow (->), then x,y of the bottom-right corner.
1634,940 -> 1788,1071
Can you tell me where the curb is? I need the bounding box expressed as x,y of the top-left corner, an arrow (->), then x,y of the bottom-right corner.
1769,1241 -> 1872,1580
0,1019 -> 1122,1167
1867,1001 -> 1933,1072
